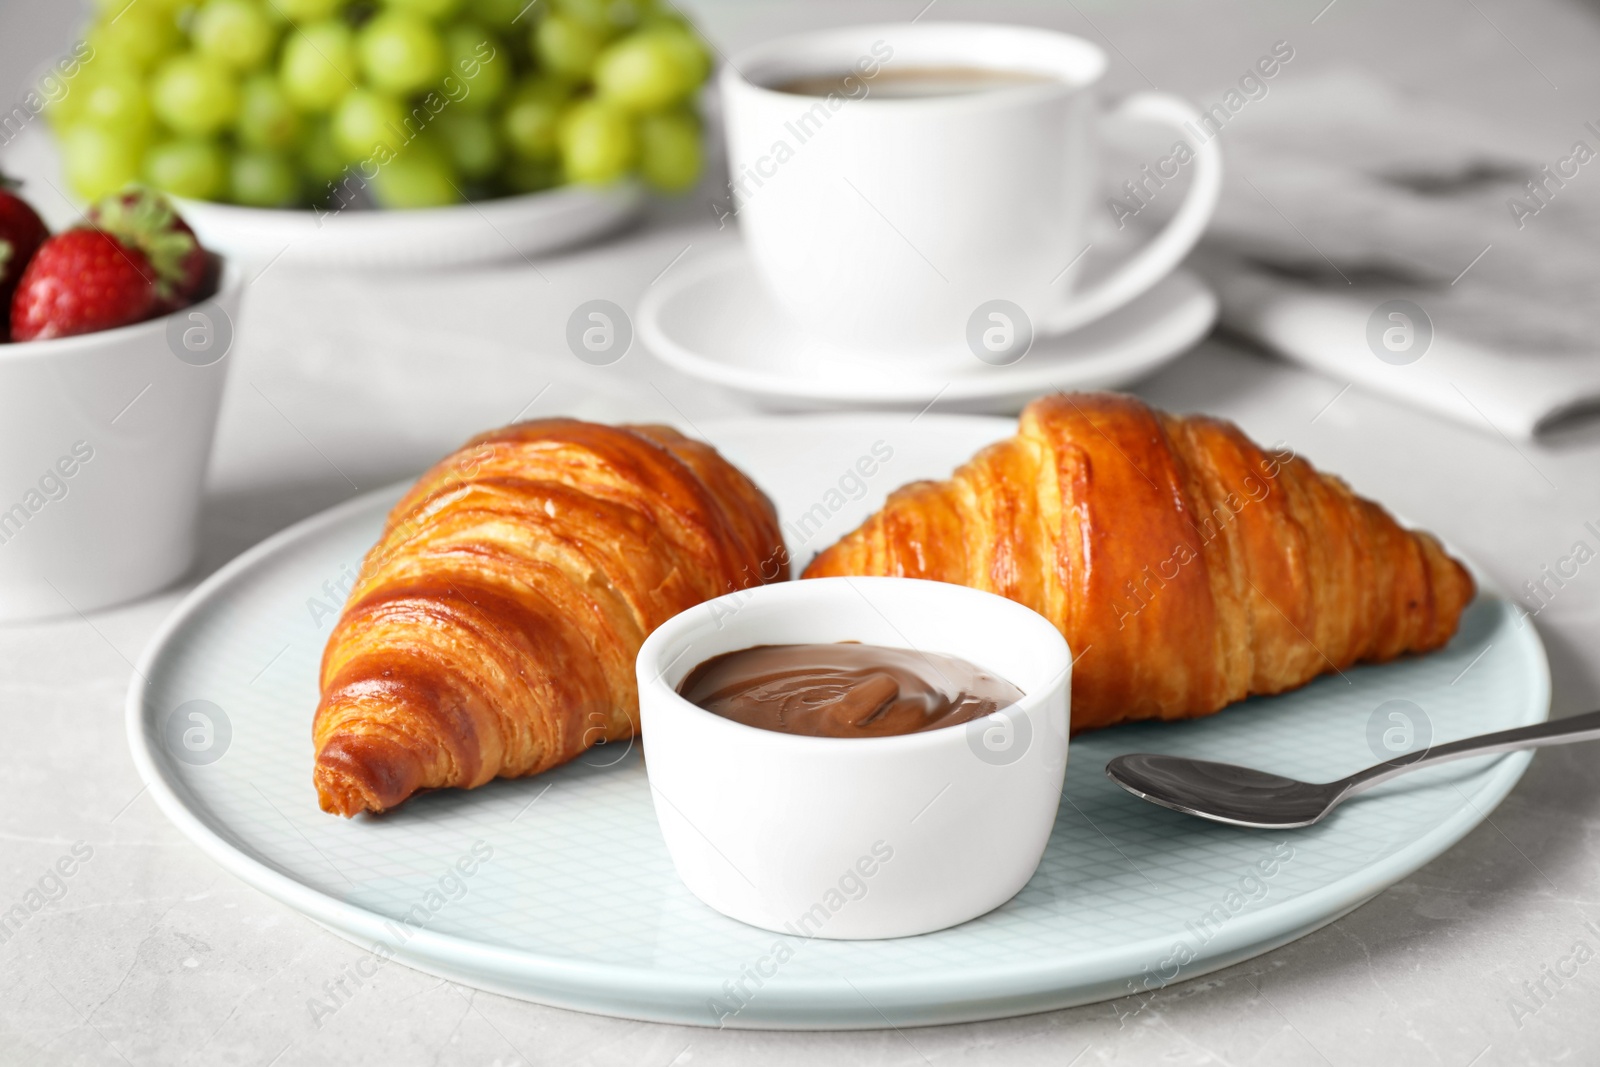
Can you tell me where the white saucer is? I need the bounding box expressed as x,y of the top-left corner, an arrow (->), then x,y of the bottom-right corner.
638,245 -> 1217,412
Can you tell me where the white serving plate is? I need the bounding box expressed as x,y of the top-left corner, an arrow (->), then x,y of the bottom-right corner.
172,181 -> 644,269
1,124 -> 636,268
127,414 -> 1548,1029
0,123 -> 642,270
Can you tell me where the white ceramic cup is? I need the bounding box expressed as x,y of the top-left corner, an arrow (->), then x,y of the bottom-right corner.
636,576 -> 1072,940
720,22 -> 1222,362
0,263 -> 241,621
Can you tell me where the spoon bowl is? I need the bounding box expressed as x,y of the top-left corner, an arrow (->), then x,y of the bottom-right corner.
1106,754 -> 1344,828
1105,708 -> 1600,828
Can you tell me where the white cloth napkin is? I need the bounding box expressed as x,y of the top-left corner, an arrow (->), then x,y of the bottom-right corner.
1185,70 -> 1600,439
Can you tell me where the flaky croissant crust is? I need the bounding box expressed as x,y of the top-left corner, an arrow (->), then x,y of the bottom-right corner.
313,420 -> 787,816
804,393 -> 1475,731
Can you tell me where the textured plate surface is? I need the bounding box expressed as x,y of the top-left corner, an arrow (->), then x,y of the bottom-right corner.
128,414 -> 1548,1029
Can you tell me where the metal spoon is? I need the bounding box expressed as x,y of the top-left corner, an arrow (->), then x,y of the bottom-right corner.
1104,709 -> 1600,829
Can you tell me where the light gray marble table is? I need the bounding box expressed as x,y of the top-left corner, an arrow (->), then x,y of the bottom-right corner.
4,0 -> 1600,1064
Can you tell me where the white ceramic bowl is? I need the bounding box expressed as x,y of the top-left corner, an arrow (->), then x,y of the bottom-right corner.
636,576 -> 1072,940
173,181 -> 643,269
0,262 -> 241,622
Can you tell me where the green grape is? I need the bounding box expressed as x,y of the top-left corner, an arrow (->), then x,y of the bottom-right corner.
602,0 -> 653,33
143,137 -> 230,199
508,154 -> 566,194
44,83 -> 83,128
598,0 -> 652,33
534,13 -> 603,81
85,7 -> 180,71
193,0 -> 278,71
467,0 -> 526,31
236,73 -> 302,149
553,0 -> 622,32
231,150 -> 301,205
59,124 -> 142,201
502,155 -> 560,194
358,12 -> 444,95
650,24 -> 710,89
443,24 -> 508,111
636,11 -> 691,33
434,110 -> 500,178
150,54 -> 241,135
279,21 -> 358,112
94,0 -> 189,13
593,31 -> 692,112
559,98 -> 633,184
300,119 -> 348,182
380,0 -> 464,18
636,109 -> 698,191
331,89 -> 407,161
371,142 -> 460,207
36,52 -> 78,123
77,69 -> 154,141
277,0 -> 347,20
500,78 -> 565,160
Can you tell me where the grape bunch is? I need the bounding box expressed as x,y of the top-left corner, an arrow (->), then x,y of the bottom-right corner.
48,0 -> 711,210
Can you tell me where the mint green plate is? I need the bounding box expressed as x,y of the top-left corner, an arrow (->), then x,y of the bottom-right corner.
127,415 -> 1548,1029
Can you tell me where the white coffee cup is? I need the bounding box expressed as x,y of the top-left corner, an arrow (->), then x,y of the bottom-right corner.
720,22 -> 1222,362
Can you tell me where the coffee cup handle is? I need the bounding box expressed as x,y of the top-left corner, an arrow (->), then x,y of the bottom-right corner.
1039,91 -> 1223,336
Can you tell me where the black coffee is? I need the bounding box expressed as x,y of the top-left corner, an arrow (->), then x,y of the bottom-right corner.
774,65 -> 1058,99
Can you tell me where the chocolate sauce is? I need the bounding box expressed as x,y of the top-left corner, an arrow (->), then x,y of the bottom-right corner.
676,642 -> 1024,738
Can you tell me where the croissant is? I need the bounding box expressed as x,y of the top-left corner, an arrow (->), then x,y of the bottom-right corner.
804,393 -> 1475,731
313,419 -> 788,816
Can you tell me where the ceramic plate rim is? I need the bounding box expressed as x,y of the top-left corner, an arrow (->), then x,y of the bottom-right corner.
637,248 -> 1218,402
172,179 -> 643,234
126,413 -> 1550,1023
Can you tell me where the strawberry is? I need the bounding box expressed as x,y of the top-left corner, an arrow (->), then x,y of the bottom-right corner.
9,229 -> 160,341
159,213 -> 217,313
88,188 -> 211,313
0,175 -> 50,342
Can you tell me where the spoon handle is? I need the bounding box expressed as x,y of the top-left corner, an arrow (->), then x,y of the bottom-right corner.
1340,708 -> 1600,797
